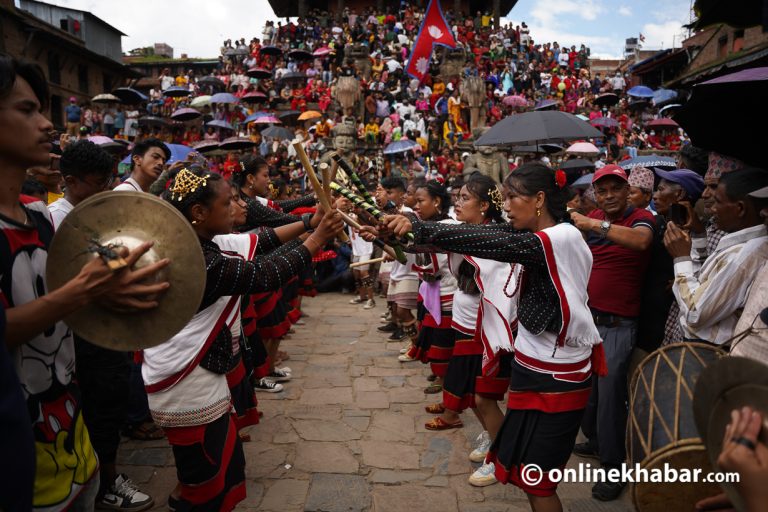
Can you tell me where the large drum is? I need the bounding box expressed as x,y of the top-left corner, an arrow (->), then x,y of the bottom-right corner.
628,342 -> 725,511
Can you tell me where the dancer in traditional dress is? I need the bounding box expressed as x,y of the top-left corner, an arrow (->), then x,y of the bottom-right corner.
142,167 -> 343,511
382,163 -> 606,512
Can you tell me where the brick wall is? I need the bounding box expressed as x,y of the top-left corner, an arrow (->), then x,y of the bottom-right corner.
687,25 -> 768,74
2,9 -> 125,128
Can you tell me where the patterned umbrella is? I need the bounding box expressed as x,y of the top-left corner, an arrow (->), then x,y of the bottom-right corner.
619,155 -> 676,171
502,95 -> 530,108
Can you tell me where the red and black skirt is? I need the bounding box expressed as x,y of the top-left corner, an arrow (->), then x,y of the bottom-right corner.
488,357 -> 593,497
408,302 -> 456,378
298,266 -> 317,298
165,413 -> 246,511
226,353 -> 260,431
282,276 -> 302,323
254,291 -> 292,340
442,333 -> 512,412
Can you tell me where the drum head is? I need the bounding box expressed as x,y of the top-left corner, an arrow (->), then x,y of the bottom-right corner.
47,191 -> 205,350
694,357 -> 768,512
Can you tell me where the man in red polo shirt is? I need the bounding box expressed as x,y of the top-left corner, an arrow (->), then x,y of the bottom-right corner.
570,165 -> 655,501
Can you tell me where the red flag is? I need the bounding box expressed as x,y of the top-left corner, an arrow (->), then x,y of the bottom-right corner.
406,0 -> 456,83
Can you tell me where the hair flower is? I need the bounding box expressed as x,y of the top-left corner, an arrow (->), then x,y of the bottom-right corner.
555,169 -> 567,189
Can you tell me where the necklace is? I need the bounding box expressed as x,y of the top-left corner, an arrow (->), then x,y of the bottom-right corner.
502,263 -> 522,298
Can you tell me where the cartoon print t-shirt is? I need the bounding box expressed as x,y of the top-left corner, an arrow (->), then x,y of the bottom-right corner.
0,196 -> 97,510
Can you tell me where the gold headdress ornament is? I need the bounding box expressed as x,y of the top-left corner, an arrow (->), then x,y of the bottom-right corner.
489,187 -> 504,212
170,168 -> 208,201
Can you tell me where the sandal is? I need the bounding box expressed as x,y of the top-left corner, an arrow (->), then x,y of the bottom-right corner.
125,421 -> 165,441
425,417 -> 463,431
239,432 -> 252,442
424,383 -> 443,394
425,403 -> 446,414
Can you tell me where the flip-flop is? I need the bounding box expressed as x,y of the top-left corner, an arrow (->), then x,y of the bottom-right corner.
425,403 -> 445,414
424,383 -> 443,394
425,417 -> 463,431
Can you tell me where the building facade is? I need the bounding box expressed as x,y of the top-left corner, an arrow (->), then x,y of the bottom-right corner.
1,0 -> 137,128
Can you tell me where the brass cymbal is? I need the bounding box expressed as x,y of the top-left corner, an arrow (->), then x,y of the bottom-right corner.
46,191 -> 205,350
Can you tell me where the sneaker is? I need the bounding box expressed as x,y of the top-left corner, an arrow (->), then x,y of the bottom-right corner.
377,321 -> 398,333
254,377 -> 284,393
592,481 -> 626,501
399,344 -> 410,354
268,368 -> 292,382
468,462 -> 498,487
398,350 -> 415,362
573,441 -> 600,460
363,299 -> 376,309
276,366 -> 292,374
387,328 -> 405,342
98,474 -> 153,511
469,431 -> 491,462
349,297 -> 363,304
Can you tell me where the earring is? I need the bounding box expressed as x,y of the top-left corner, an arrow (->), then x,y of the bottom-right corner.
536,208 -> 542,217
481,211 -> 485,216
191,219 -> 199,225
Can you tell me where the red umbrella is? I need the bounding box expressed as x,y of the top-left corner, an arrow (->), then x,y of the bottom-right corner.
313,47 -> 333,57
646,118 -> 679,129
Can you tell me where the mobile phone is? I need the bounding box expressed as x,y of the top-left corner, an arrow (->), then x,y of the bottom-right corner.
668,203 -> 689,226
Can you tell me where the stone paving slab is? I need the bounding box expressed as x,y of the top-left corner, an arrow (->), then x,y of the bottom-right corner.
116,292 -> 635,511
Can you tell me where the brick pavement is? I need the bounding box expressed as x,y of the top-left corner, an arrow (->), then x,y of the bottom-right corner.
117,292 -> 634,511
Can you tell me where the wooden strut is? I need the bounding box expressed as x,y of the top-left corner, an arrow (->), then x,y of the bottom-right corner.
292,142 -> 349,243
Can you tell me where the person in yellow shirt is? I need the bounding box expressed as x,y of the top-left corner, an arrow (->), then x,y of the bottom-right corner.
443,118 -> 463,149
365,118 -> 380,145
448,89 -> 462,125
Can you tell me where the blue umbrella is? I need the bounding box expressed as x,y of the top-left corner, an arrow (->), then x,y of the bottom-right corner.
652,89 -> 678,106
572,173 -> 594,188
163,86 -> 191,97
619,155 -> 676,171
120,143 -> 195,165
627,85 -> 655,98
112,87 -> 148,104
207,119 -> 234,130
383,140 -> 419,155
210,93 -> 239,104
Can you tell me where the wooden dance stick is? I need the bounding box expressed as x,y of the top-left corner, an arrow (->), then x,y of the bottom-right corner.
293,142 -> 349,243
320,162 -> 332,208
350,257 -> 385,268
331,153 -> 376,206
329,181 -> 415,242
336,210 -> 404,263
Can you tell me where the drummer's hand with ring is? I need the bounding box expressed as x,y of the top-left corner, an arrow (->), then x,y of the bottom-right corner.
78,241 -> 171,311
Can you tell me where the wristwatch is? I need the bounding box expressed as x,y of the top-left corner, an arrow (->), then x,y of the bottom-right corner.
599,220 -> 611,238
301,213 -> 314,233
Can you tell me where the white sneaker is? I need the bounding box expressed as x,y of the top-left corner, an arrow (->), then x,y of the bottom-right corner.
468,462 -> 498,487
276,366 -> 292,374
349,297 -> 363,304
469,430 -> 491,462
398,353 -> 416,362
399,343 -> 411,354
363,299 -> 376,309
98,474 -> 153,510
268,368 -> 292,382
254,377 -> 284,393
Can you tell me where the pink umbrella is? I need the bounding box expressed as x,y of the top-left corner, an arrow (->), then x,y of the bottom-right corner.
566,142 -> 600,156
502,95 -> 529,108
251,116 -> 281,124
87,135 -> 114,145
313,47 -> 332,57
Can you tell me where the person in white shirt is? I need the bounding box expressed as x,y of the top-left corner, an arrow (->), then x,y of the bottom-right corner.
609,72 -> 626,94
557,50 -> 569,68
159,68 -> 174,91
49,140 -> 114,228
114,137 -> 170,192
664,167 -> 768,344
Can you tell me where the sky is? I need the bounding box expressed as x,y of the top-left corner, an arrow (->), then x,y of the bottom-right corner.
33,0 -> 695,60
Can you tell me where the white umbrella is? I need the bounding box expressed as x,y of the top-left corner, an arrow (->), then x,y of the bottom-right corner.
190,95 -> 212,108
566,142 -> 600,156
